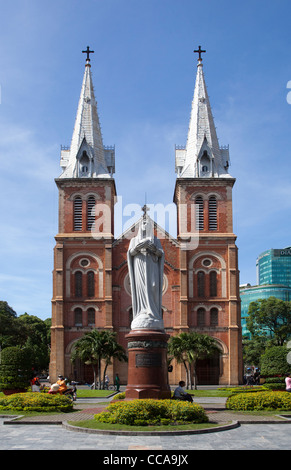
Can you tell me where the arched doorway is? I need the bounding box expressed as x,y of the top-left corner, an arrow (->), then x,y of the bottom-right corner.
71,358 -> 94,383
196,348 -> 220,385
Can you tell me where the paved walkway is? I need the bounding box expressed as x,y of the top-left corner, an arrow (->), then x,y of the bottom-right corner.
1,396 -> 291,450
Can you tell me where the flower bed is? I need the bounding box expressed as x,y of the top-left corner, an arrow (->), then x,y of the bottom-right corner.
0,392 -> 73,412
94,399 -> 208,426
226,391 -> 291,411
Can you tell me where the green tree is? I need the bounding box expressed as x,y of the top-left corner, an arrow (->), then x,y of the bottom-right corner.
0,301 -> 23,348
71,330 -> 127,389
0,301 -> 51,372
0,346 -> 32,391
16,313 -> 51,371
260,345 -> 290,376
242,336 -> 267,368
168,332 -> 221,389
101,332 -> 127,389
247,297 -> 291,346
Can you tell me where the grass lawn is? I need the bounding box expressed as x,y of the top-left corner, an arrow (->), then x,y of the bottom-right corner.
0,387 -> 259,400
67,419 -> 221,432
186,389 -> 232,397
0,389 -> 114,399
76,389 -> 115,398
76,388 -> 233,398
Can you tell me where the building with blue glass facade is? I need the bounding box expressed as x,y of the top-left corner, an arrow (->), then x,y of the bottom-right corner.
240,247 -> 291,337
256,247 -> 291,287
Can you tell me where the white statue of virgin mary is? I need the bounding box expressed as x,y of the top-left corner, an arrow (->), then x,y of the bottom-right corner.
127,212 -> 165,330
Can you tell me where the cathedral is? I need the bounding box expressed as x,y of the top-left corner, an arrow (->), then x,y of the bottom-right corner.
49,47 -> 243,386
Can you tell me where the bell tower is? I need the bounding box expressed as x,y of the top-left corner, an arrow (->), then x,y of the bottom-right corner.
49,49 -> 116,382
174,48 -> 243,384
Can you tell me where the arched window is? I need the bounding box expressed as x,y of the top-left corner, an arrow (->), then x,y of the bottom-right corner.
73,196 -> 82,231
80,151 -> 89,176
209,196 -> 217,231
195,196 -> 204,231
209,271 -> 217,297
75,271 -> 83,298
197,307 -> 205,327
87,271 -> 95,298
197,271 -> 205,297
74,308 -> 83,326
210,308 -> 219,326
200,151 -> 210,176
87,308 -> 95,326
87,196 -> 95,231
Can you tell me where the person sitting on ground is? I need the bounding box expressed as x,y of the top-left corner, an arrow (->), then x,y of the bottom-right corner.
173,380 -> 193,402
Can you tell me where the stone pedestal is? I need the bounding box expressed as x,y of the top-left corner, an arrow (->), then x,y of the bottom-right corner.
125,329 -> 171,399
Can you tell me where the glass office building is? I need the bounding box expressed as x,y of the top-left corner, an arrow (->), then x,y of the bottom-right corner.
240,247 -> 291,337
257,247 -> 291,287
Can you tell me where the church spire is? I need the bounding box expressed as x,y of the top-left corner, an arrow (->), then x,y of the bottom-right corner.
175,47 -> 230,178
59,48 -> 115,179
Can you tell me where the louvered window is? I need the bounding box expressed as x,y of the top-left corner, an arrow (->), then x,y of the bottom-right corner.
73,196 -> 82,231
210,271 -> 217,297
195,196 -> 204,231
87,196 -> 96,231
210,308 -> 219,326
87,271 -> 95,298
75,271 -> 83,298
197,307 -> 205,326
87,308 -> 95,326
74,308 -> 82,326
197,271 -> 205,297
209,196 -> 217,231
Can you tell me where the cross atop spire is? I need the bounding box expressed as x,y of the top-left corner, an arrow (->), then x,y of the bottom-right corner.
142,204 -> 150,219
82,46 -> 94,63
194,45 -> 206,61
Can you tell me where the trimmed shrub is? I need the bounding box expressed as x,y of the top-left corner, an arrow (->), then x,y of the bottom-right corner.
94,399 -> 208,426
0,347 -> 31,391
0,392 -> 73,412
260,346 -> 290,377
111,392 -> 125,400
219,386 -> 265,394
264,377 -> 285,384
226,391 -> 291,411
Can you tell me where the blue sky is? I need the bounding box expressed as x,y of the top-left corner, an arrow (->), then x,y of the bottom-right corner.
0,0 -> 291,320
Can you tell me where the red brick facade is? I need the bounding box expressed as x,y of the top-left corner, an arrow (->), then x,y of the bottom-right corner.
49,57 -> 243,386
50,174 -> 243,385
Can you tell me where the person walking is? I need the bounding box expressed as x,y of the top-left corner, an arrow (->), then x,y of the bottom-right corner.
115,373 -> 120,392
105,374 -> 110,390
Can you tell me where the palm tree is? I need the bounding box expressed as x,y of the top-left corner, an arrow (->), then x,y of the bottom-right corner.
71,330 -> 127,389
101,332 -> 127,389
168,334 -> 192,388
168,332 -> 220,389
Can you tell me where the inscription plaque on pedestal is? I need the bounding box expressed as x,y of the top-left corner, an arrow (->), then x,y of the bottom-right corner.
135,353 -> 162,368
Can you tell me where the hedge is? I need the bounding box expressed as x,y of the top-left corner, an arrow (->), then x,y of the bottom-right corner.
226,391 -> 291,411
0,347 -> 31,390
0,392 -> 73,412
262,383 -> 286,391
94,399 -> 208,426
